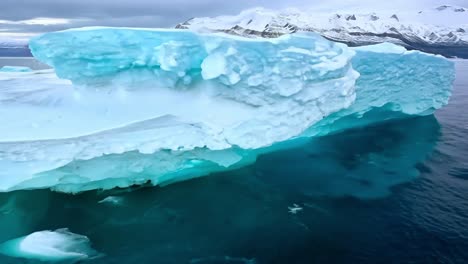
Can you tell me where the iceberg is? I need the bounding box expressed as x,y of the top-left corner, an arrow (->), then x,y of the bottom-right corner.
0,27 -> 454,193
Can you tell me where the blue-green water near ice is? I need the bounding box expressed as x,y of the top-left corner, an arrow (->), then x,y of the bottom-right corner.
0,59 -> 467,263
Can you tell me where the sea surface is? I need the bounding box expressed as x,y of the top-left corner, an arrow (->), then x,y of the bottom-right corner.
0,58 -> 467,263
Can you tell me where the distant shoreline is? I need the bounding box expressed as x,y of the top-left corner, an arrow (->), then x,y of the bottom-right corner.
0,57 -> 50,70
0,48 -> 32,57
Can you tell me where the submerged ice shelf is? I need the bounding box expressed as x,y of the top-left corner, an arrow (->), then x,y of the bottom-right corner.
0,27 -> 455,193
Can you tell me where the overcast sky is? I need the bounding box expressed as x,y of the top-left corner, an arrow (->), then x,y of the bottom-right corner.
0,0 -> 466,42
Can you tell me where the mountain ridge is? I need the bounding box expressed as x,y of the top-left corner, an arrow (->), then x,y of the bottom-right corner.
176,5 -> 468,58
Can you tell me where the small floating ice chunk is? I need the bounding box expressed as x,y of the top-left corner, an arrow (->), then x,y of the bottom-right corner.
288,204 -> 303,214
0,66 -> 32,72
98,196 -> 124,205
0,228 -> 100,262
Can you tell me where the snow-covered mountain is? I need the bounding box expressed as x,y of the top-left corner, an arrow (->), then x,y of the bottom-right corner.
176,5 -> 468,58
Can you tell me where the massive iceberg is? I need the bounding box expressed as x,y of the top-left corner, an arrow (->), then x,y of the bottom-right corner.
0,27 -> 454,193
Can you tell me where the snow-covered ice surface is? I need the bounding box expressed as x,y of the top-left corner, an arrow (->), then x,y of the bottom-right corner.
0,28 -> 454,193
0,229 -> 100,262
176,5 -> 468,58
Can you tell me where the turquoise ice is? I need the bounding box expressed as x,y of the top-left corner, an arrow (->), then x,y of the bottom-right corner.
0,28 -> 454,193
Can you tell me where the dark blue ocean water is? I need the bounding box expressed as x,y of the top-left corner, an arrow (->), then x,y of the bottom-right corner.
0,59 -> 467,263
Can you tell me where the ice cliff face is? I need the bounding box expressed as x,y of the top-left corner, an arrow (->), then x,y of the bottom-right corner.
28,28 -> 358,150
176,5 -> 468,58
0,27 -> 454,193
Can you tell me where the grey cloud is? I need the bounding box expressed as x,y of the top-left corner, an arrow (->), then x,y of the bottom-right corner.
2,0 -> 467,22
0,0 -> 278,21
1,0 -> 467,41
1,16 -> 172,34
0,0 -> 285,38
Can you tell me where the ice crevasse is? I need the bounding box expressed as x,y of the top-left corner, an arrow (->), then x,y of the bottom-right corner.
0,27 -> 455,193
